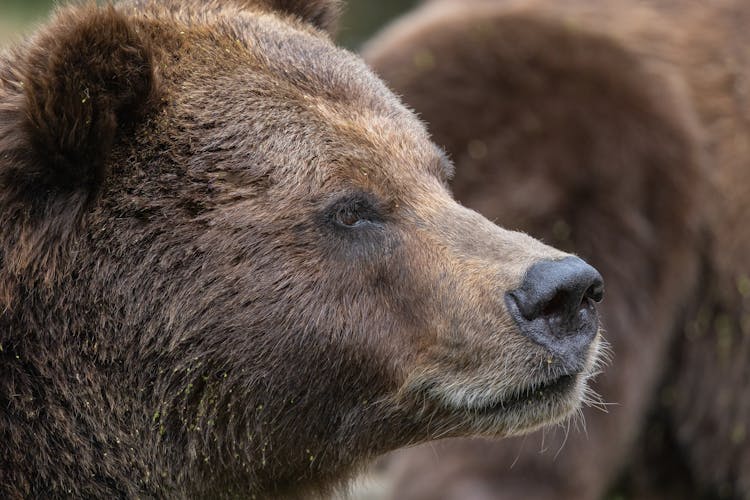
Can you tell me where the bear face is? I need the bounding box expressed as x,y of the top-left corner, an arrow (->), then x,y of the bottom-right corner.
0,1 -> 603,497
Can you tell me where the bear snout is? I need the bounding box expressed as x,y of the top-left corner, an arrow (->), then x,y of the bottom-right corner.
505,256 -> 604,370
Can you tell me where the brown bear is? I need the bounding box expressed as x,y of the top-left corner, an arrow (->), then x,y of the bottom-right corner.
0,0 -> 607,498
363,0 -> 749,498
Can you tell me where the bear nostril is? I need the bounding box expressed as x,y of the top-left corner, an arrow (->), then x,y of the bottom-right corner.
538,278 -> 603,320
586,281 -> 605,303
540,290 -> 570,318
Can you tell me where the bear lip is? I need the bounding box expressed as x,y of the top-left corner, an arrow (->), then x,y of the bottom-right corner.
471,372 -> 580,414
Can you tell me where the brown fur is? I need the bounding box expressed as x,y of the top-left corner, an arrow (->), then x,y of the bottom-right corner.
0,1 -> 603,498
364,0 -> 748,498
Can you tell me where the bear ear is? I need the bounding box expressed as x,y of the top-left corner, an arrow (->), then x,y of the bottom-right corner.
0,5 -> 158,301
0,5 -> 158,200
253,0 -> 343,34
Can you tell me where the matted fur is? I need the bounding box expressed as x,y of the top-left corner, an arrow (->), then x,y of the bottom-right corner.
364,0 -> 747,498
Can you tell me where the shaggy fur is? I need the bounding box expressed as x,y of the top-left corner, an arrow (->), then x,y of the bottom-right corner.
0,0 -> 604,498
364,0 -> 748,498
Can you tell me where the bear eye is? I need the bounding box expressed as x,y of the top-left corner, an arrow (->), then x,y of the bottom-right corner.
329,194 -> 382,229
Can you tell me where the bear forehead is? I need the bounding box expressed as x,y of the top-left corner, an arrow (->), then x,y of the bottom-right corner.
136,6 -> 452,193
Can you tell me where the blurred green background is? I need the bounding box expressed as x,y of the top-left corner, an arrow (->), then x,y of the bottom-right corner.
0,0 -> 419,48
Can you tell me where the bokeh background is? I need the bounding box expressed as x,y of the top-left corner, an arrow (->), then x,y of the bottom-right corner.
0,0 -> 419,49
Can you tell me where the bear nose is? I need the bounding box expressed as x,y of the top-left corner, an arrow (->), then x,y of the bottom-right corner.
512,257 -> 603,321
505,256 -> 604,369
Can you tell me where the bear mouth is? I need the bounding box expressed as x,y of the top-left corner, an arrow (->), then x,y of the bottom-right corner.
472,372 -> 579,414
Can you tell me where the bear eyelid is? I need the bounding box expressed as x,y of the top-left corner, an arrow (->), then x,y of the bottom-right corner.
327,193 -> 384,230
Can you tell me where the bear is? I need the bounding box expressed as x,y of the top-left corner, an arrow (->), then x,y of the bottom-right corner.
0,0 -> 608,498
363,0 -> 749,498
